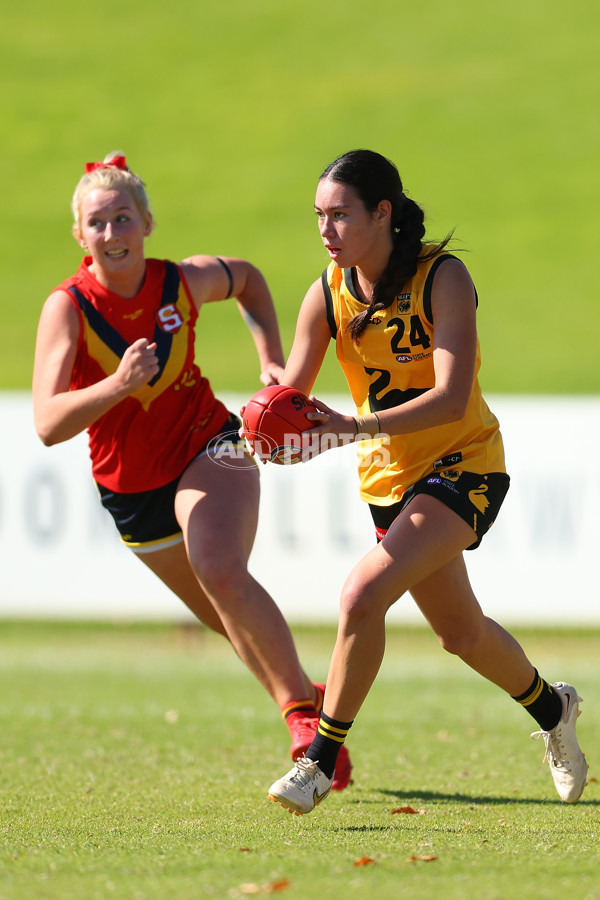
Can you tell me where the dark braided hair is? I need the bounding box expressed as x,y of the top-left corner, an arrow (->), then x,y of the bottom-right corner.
319,150 -> 452,344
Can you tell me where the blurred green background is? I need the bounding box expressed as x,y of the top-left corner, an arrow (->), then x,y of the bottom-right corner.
2,0 -> 598,395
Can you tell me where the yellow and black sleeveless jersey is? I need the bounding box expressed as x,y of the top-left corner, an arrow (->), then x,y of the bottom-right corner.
322,251 -> 506,506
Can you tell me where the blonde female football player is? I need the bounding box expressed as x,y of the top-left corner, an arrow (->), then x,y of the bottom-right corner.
32,152 -> 351,789
267,149 -> 587,814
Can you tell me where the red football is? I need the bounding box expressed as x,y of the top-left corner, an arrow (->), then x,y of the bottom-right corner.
242,385 -> 317,464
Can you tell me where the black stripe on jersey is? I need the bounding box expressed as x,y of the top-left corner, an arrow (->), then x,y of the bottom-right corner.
422,254 -> 478,324
148,324 -> 172,386
422,254 -> 456,325
69,286 -> 129,358
321,269 -> 337,339
147,261 -> 180,386
344,267 -> 363,302
160,261 -> 181,306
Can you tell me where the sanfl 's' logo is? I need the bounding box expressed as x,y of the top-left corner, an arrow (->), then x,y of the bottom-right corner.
156,303 -> 183,333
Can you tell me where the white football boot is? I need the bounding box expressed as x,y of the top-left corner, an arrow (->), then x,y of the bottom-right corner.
531,682 -> 588,803
268,757 -> 332,816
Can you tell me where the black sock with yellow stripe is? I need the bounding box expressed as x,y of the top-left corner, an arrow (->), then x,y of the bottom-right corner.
512,669 -> 562,731
305,711 -> 353,779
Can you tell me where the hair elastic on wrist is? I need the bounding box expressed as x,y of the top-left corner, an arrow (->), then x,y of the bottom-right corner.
215,257 -> 234,298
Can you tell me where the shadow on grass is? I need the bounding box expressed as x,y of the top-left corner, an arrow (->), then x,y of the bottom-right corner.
358,787 -> 600,807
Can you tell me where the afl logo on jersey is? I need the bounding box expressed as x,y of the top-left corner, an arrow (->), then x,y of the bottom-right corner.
396,355 -> 412,363
156,303 -> 183,333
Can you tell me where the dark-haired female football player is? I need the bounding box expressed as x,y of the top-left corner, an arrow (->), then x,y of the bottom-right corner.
32,152 -> 351,789
268,149 -> 587,814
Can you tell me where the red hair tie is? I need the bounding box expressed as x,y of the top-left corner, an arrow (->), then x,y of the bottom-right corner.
84,155 -> 127,174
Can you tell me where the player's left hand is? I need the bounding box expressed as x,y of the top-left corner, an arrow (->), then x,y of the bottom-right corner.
259,364 -> 286,387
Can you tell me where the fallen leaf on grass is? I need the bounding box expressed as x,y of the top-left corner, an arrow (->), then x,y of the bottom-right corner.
391,806 -> 426,815
239,880 -> 291,895
407,855 -> 438,864
588,777 -> 598,783
353,856 -> 378,867
265,879 -> 291,893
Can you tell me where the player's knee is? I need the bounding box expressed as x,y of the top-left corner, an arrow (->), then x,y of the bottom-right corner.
339,574 -> 385,624
188,551 -> 248,604
436,623 -> 481,658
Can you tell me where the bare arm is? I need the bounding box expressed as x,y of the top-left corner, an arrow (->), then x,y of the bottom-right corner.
280,278 -> 358,443
180,254 -> 285,385
282,278 -> 333,394
32,291 -> 159,445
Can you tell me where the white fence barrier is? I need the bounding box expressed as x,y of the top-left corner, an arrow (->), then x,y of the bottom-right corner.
1,392 -> 598,625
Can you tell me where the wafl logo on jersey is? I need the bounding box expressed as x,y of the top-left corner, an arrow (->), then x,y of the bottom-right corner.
396,293 -> 411,314
155,303 -> 183,333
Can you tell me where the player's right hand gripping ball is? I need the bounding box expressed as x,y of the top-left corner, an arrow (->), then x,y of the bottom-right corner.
242,385 -> 317,464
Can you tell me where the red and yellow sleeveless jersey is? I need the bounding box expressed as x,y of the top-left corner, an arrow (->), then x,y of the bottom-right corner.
322,251 -> 506,506
56,257 -> 229,492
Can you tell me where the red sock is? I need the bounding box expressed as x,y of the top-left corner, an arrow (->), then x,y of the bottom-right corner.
281,699 -> 319,723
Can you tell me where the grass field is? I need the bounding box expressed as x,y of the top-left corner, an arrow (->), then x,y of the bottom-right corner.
0,622 -> 598,899
2,2 -> 599,891
2,0 -> 600,394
